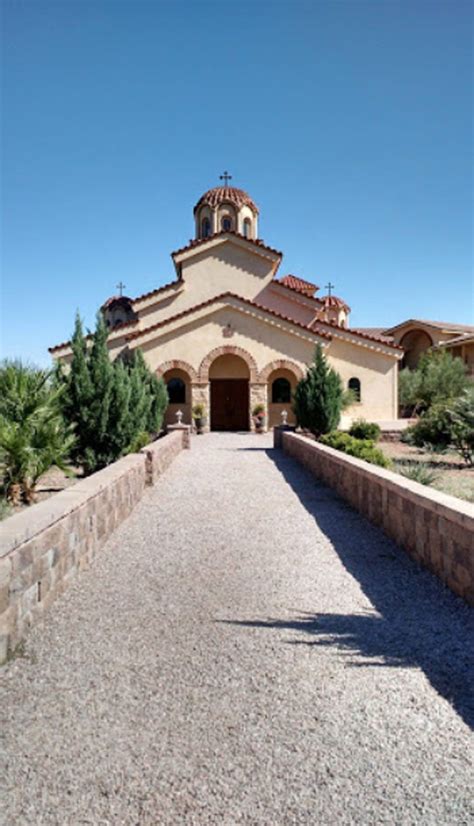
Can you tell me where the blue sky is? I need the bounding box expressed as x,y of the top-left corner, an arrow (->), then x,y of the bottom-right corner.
2,0 -> 472,365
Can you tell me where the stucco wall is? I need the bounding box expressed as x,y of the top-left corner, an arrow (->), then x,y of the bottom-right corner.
0,431 -> 188,664
279,431 -> 474,606
328,336 -> 398,420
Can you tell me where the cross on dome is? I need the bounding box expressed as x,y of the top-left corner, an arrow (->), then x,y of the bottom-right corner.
219,171 -> 232,185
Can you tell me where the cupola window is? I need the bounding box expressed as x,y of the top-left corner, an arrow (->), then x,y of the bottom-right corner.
201,217 -> 211,238
221,215 -> 233,232
243,218 -> 251,238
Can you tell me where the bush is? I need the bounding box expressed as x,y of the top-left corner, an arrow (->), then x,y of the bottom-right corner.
399,350 -> 468,416
320,431 -> 391,468
402,404 -> 453,450
293,345 -> 344,436
0,360 -> 75,503
348,419 -> 381,441
446,388 -> 474,466
395,461 -> 439,486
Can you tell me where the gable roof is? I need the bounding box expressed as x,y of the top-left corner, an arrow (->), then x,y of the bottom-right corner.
308,317 -> 403,351
383,319 -> 474,336
171,230 -> 282,260
125,292 -> 333,344
277,275 -> 319,297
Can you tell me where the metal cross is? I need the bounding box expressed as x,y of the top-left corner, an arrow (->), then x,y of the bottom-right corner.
219,171 -> 232,186
325,282 -> 335,297
116,281 -> 126,297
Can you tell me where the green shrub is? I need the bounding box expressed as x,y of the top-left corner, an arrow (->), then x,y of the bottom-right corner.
0,360 -> 75,503
320,431 -> 390,468
395,461 -> 439,486
402,404 -> 453,450
127,431 -> 150,453
399,350 -> 468,415
293,345 -> 344,436
446,388 -> 474,466
348,419 -> 381,441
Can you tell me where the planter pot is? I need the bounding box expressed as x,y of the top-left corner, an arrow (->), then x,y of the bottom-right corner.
193,417 -> 204,434
254,419 -> 264,433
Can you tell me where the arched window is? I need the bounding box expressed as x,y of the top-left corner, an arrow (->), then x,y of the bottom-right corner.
167,377 -> 186,404
221,215 -> 232,232
348,377 -> 361,402
201,217 -> 211,238
243,218 -> 251,238
272,377 -> 291,403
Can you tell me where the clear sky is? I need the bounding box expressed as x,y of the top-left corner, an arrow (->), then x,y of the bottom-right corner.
2,0 -> 472,365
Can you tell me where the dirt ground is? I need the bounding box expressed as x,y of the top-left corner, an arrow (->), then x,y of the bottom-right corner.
380,440 -> 474,503
1,466 -> 81,520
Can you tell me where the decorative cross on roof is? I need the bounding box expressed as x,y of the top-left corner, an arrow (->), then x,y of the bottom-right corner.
325,281 -> 335,297
116,281 -> 126,297
219,171 -> 232,186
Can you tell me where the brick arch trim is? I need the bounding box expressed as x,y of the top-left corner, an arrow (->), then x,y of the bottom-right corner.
156,360 -> 198,383
259,359 -> 304,384
198,346 -> 258,383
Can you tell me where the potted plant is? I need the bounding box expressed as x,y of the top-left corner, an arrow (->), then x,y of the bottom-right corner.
252,403 -> 265,433
192,403 -> 206,434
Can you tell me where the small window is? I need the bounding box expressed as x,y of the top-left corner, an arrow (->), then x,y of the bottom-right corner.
201,217 -> 211,238
348,377 -> 361,402
243,218 -> 251,238
221,215 -> 232,232
167,377 -> 186,404
272,377 -> 291,403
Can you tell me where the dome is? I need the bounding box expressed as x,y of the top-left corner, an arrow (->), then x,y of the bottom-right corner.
322,294 -> 351,312
194,186 -> 259,215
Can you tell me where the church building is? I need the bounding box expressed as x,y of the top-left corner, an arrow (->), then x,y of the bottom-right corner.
50,179 -> 403,430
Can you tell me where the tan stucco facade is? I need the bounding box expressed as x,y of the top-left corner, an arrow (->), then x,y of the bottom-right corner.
50,185 -> 403,430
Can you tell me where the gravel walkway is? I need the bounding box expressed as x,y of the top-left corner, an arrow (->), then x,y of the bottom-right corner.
1,433 -> 473,825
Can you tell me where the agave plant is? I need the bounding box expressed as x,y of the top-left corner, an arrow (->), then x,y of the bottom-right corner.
0,360 -> 76,504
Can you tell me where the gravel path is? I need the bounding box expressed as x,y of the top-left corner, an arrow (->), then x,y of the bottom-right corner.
1,433 -> 473,825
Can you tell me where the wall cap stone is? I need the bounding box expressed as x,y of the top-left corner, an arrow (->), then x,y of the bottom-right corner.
283,432 -> 474,528
0,450 -> 149,559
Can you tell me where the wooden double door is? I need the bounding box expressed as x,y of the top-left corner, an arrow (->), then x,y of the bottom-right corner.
210,379 -> 249,431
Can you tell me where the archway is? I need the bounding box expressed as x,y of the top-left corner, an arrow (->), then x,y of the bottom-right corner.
400,329 -> 433,369
161,366 -> 193,427
263,364 -> 302,429
208,353 -> 250,431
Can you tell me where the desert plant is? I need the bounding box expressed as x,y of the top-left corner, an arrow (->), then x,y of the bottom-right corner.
399,350 -> 468,416
0,360 -> 75,503
402,403 -> 453,450
396,462 -> 439,486
348,419 -> 381,442
293,345 -> 344,436
446,388 -> 474,466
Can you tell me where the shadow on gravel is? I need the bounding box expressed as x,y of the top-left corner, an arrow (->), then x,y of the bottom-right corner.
227,446 -> 474,730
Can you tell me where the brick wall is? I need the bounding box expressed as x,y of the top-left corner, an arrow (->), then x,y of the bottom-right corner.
279,430 -> 474,606
0,429 -> 189,663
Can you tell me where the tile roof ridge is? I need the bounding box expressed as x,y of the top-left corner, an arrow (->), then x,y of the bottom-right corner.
308,318 -> 403,350
171,230 -> 282,258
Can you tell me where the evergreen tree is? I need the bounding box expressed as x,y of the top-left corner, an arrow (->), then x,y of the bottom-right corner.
59,314 -> 93,465
293,345 -> 343,436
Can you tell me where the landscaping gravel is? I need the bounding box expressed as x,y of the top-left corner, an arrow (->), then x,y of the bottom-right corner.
1,432 -> 473,825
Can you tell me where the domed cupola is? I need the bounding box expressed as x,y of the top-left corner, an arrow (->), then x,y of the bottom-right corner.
194,173 -> 259,241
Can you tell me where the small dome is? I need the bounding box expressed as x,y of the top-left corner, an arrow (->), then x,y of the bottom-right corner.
194,186 -> 259,215
322,294 -> 351,312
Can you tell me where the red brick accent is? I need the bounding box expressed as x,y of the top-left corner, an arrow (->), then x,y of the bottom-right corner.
198,346 -> 258,383
156,360 -> 198,382
259,359 -> 304,383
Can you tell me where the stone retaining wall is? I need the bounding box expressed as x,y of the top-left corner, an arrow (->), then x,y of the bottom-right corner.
278,430 -> 474,606
0,429 -> 189,663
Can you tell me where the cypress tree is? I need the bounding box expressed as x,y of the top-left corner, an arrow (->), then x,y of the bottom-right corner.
60,313 -> 94,465
293,344 -> 343,436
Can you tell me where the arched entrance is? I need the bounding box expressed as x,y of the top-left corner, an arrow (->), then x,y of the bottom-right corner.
209,354 -> 250,431
400,329 -> 433,369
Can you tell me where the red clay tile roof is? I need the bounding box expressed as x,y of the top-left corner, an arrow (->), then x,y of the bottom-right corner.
383,319 -> 474,335
100,295 -> 133,310
48,317 -> 139,354
171,230 -> 282,259
277,275 -> 319,296
194,186 -> 259,215
125,292 -> 333,343
321,294 -> 351,312
131,278 -> 182,305
308,317 -> 403,350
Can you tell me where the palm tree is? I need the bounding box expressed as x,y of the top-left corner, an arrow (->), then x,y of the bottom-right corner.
0,360 -> 75,504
